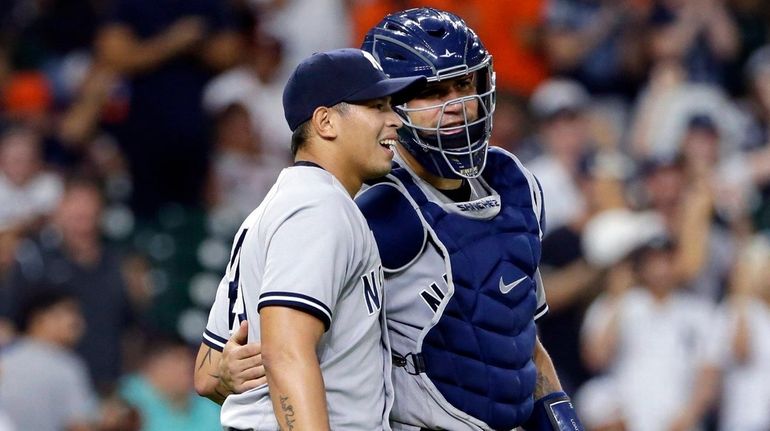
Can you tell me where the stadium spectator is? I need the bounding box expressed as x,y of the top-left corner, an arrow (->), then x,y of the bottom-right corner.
637,148 -> 729,302
713,235 -> 770,431
203,32 -> 292,160
205,103 -> 285,224
580,234 -> 720,431
119,334 -> 219,431
2,178 -> 140,393
736,45 -> 770,230
528,78 -> 593,233
249,0 -> 352,82
538,150 -> 632,395
0,289 -> 98,431
95,0 -> 241,219
0,125 -> 63,232
542,0 -> 649,97
646,0 -> 740,85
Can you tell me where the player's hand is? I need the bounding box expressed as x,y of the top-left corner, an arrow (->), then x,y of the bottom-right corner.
219,320 -> 266,394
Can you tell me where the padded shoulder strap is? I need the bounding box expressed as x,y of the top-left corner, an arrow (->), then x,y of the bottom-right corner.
488,146 -> 546,238
356,180 -> 427,273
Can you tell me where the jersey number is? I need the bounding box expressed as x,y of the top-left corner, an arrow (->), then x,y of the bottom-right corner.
228,229 -> 248,330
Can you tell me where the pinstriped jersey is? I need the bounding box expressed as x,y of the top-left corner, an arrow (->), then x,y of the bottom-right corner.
203,165 -> 393,430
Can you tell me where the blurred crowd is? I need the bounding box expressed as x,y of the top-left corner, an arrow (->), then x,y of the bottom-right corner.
0,0 -> 768,430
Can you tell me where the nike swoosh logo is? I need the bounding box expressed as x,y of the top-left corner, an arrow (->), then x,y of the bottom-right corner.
499,276 -> 527,294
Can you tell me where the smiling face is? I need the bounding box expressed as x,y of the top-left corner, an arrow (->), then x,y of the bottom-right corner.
333,97 -> 403,181
404,73 -> 480,134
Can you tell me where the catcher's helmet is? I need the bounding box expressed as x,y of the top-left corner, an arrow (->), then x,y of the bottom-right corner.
362,7 -> 495,179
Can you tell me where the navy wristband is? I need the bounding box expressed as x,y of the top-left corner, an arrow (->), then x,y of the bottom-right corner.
523,391 -> 584,431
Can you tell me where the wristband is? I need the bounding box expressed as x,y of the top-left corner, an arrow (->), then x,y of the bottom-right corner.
522,391 -> 584,431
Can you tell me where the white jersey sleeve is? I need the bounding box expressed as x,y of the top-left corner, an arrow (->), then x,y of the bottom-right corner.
257,194 -> 354,330
202,275 -> 232,351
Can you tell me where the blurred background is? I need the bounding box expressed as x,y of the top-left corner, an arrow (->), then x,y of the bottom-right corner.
0,0 -> 768,430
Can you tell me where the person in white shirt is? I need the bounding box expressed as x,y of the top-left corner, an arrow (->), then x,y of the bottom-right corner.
713,235 -> 770,431
581,236 -> 720,431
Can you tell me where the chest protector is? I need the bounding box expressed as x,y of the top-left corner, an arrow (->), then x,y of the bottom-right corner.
388,150 -> 543,430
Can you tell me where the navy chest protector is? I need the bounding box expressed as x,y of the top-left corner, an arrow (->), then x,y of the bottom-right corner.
360,150 -> 544,430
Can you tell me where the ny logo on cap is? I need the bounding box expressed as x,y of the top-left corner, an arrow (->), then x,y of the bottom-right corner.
362,51 -> 384,72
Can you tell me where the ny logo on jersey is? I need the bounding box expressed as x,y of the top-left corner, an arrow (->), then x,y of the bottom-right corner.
420,274 -> 448,313
361,265 -> 384,315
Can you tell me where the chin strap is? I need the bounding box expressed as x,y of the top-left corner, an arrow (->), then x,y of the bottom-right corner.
522,392 -> 585,431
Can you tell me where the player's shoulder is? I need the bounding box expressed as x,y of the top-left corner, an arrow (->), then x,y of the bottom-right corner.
270,166 -> 351,211
485,146 -> 544,195
238,167 -> 351,236
356,177 -> 426,272
487,146 -> 538,179
486,146 -> 546,227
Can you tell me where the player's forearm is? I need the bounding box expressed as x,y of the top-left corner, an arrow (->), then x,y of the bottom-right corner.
532,338 -> 563,399
196,375 -> 230,405
261,307 -> 329,430
524,339 -> 586,430
264,354 -> 329,431
194,344 -> 230,404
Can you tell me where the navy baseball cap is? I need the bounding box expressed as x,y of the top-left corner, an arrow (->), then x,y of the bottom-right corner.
282,48 -> 426,131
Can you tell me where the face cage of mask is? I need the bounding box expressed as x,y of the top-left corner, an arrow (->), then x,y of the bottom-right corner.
395,85 -> 495,178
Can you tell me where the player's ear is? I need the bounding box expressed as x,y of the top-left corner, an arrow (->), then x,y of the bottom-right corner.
311,106 -> 338,140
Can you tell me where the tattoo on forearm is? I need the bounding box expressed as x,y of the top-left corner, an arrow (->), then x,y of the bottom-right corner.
279,395 -> 296,430
535,369 -> 555,398
198,347 -> 213,371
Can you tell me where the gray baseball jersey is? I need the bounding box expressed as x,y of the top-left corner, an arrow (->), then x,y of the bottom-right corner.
357,151 -> 548,431
203,164 -> 393,430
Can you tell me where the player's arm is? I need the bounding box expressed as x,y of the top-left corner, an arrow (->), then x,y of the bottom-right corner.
522,337 -> 585,431
261,306 -> 330,431
194,321 -> 266,404
532,337 -> 563,398
194,342 -> 228,404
